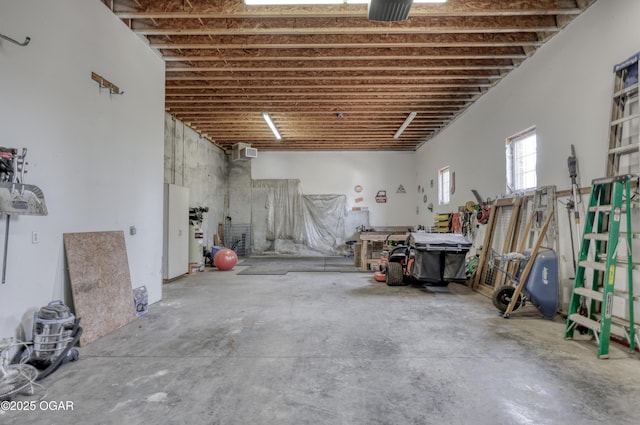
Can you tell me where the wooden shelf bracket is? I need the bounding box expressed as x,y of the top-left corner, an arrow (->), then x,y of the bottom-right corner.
91,72 -> 124,96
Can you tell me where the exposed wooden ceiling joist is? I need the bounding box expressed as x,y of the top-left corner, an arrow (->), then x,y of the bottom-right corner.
103,0 -> 596,152
110,0 -> 584,18
131,15 -> 560,36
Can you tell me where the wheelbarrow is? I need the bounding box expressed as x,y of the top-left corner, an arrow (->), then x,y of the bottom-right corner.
490,248 -> 559,319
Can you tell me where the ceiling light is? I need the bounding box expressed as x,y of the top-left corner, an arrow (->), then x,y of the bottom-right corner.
245,1 -> 342,5
262,113 -> 282,140
245,1 -> 446,4
394,112 -> 417,139
349,0 -> 447,3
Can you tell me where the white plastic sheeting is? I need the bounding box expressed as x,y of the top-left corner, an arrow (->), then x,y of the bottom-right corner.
253,179 -> 347,255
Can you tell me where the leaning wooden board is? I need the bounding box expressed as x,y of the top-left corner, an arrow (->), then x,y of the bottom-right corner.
64,231 -> 136,346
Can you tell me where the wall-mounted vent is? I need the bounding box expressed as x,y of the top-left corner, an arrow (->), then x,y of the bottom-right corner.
368,0 -> 414,22
231,143 -> 258,161
240,147 -> 258,159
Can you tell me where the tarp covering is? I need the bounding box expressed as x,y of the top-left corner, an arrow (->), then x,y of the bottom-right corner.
253,179 -> 347,255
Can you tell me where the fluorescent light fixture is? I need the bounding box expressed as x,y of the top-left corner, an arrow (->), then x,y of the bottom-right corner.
352,0 -> 447,2
245,1 -> 446,4
348,0 -> 448,3
245,1 -> 342,5
350,0 -> 448,2
262,112 -> 282,140
393,112 -> 417,139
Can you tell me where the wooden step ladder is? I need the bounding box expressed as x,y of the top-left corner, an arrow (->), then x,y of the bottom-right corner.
607,52 -> 639,177
564,175 -> 637,358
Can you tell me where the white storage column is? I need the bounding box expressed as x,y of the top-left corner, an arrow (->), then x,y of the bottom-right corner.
163,184 -> 189,280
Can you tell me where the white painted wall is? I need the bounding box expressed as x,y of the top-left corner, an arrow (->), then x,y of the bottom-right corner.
164,114 -> 228,250
416,0 -> 640,217
252,151 -> 417,228
0,1 -> 165,339
250,2 -> 640,232
414,0 -> 640,316
250,0 -> 639,317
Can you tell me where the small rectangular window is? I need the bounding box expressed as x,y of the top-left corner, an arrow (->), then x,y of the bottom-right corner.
506,128 -> 537,192
438,166 -> 450,205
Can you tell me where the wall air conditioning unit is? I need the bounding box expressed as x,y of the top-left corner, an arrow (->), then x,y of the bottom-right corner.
240,147 -> 258,160
231,143 -> 258,161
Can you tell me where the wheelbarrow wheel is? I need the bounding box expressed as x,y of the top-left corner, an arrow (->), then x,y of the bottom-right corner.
386,262 -> 404,286
492,285 -> 522,313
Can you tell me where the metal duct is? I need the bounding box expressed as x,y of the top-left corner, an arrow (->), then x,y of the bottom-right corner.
368,0 -> 414,22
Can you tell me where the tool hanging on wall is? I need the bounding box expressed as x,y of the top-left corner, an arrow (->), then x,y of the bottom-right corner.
0,147 -> 48,284
566,144 -> 584,274
470,189 -> 491,224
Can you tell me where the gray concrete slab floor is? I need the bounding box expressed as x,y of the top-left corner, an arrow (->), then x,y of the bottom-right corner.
2,265 -> 638,424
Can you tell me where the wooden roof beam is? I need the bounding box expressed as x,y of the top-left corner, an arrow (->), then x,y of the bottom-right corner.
164,82 -> 493,89
146,32 -> 543,49
159,46 -> 529,60
111,0 -> 583,19
130,15 -> 559,36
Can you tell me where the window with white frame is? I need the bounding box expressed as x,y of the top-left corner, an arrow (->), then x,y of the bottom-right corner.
438,166 -> 450,205
506,128 -> 537,192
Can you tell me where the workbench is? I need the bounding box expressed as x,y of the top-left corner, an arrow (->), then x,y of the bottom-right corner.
358,232 -> 408,271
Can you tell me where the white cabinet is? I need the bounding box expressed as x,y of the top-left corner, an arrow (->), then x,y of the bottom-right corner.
163,184 -> 189,280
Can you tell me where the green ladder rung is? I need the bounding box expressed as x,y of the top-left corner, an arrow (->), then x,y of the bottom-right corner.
583,233 -> 609,241
578,260 -> 606,272
610,315 -> 638,329
573,287 -> 603,300
574,286 -> 636,302
588,205 -> 613,212
568,314 -> 601,333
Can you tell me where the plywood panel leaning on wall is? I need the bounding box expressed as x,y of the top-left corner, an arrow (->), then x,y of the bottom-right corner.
64,231 -> 136,345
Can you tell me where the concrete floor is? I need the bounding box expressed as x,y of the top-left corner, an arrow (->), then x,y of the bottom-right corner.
2,260 -> 639,425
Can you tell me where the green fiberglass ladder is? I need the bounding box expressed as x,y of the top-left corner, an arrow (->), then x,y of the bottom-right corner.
564,175 -> 637,359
